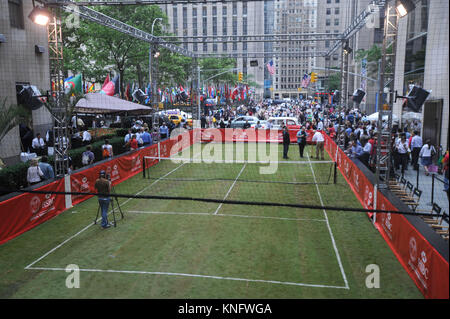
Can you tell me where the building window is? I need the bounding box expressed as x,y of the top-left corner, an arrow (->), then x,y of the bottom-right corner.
8,0 -> 24,29
233,2 -> 237,16
335,8 -> 340,15
326,8 -> 331,15
334,19 -> 339,26
223,42 -> 227,51
326,19 -> 331,26
222,17 -> 227,35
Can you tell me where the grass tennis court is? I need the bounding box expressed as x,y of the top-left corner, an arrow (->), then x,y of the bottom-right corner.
0,142 -> 422,298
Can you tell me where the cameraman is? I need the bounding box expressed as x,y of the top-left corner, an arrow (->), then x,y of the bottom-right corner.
95,170 -> 113,229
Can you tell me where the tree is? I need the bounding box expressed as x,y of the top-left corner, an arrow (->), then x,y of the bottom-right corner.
0,98 -> 31,145
63,5 -> 193,96
199,57 -> 239,85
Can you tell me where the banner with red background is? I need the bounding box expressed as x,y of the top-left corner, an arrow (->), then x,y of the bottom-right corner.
323,133 -> 448,299
0,131 -> 194,245
0,179 -> 66,245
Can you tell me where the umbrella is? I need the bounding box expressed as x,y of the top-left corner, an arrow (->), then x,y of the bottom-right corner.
366,112 -> 399,122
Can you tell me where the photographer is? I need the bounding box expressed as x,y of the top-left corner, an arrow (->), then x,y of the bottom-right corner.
95,170 -> 113,229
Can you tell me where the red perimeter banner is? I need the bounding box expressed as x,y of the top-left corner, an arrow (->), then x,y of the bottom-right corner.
0,179 -> 66,245
323,134 -> 449,299
0,130 -> 194,245
199,128 -> 314,144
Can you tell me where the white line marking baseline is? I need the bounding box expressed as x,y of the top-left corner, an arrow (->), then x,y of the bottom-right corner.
25,266 -> 349,290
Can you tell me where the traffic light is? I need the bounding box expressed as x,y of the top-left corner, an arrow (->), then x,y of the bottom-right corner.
310,72 -> 318,83
238,72 -> 243,82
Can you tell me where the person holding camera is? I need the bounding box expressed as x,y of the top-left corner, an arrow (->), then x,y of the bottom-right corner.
95,170 -> 113,229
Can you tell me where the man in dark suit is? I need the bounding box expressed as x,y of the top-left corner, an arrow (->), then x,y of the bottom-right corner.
282,126 -> 290,159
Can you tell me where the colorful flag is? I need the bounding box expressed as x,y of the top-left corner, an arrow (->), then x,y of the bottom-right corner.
64,74 -> 82,94
266,60 -> 275,75
100,75 -> 119,96
101,74 -> 110,89
301,73 -> 310,88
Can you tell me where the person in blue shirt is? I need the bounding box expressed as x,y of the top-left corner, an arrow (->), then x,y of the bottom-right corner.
141,128 -> 152,146
346,140 -> 363,159
38,156 -> 54,180
159,123 -> 169,139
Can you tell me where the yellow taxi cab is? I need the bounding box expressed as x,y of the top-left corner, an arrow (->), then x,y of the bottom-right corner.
168,114 -> 193,127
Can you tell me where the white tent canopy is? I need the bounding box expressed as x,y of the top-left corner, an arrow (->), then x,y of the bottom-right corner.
75,93 -> 152,114
401,111 -> 422,122
366,112 -> 399,122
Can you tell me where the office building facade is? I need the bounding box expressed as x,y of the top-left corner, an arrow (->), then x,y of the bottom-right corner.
0,0 -> 53,165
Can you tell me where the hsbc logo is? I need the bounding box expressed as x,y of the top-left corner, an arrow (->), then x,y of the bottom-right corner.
30,196 -> 41,215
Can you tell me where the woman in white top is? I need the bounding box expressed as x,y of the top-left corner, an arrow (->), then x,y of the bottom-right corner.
27,158 -> 44,186
419,139 -> 436,176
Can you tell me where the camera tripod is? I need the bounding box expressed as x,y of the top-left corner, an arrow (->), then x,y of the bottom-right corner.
94,185 -> 124,228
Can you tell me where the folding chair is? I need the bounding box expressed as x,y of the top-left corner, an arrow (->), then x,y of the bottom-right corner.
419,203 -> 442,225
402,187 -> 422,212
430,212 -> 449,238
391,177 -> 409,196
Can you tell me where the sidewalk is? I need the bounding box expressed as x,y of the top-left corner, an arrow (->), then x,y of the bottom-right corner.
400,165 -> 449,225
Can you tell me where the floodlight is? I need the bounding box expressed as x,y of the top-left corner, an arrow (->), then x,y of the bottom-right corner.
28,6 -> 51,26
396,0 -> 415,18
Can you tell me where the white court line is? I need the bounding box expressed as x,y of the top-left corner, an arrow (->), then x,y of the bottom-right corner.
213,163 -> 247,215
25,148 -> 201,270
306,153 -> 349,290
25,266 -> 348,290
127,210 -> 327,223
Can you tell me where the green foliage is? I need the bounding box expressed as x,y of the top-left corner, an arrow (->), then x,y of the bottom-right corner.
327,69 -> 341,91
0,98 -> 31,144
63,5 -> 194,93
200,57 -> 238,85
0,136 -> 125,191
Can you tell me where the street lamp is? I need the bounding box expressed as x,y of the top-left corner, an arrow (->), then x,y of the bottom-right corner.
149,17 -> 163,104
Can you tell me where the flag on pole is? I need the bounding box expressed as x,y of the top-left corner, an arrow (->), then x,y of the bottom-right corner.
266,60 -> 275,75
101,74 -> 110,89
301,73 -> 310,88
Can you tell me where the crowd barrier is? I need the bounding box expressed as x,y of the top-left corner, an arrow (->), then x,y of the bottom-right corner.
323,134 -> 449,299
0,130 -> 193,246
199,127 -> 314,144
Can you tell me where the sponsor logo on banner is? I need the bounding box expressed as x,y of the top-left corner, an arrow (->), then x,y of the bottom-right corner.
353,170 -> 360,193
408,237 -> 429,291
30,193 -> 56,221
380,204 -> 393,240
30,196 -> 41,215
344,159 -> 350,178
131,155 -> 141,173
364,185 -> 373,208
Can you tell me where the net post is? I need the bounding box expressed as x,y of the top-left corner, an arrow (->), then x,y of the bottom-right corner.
334,161 -> 337,184
142,156 -> 146,179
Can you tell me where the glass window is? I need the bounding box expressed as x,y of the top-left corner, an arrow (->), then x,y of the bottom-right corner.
8,0 -> 24,29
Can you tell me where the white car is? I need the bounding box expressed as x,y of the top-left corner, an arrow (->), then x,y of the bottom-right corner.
266,117 -> 300,130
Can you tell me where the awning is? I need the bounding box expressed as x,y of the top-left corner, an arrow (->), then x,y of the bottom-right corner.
75,93 -> 152,114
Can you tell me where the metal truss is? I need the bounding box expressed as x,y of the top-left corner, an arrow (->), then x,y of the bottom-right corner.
194,51 -> 328,58
43,0 -> 260,5
160,33 -> 344,43
62,5 -> 196,57
48,7 -> 71,177
325,0 -> 386,57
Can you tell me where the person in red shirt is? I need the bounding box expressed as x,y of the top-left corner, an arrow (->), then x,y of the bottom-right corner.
327,123 -> 336,139
126,135 -> 138,151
